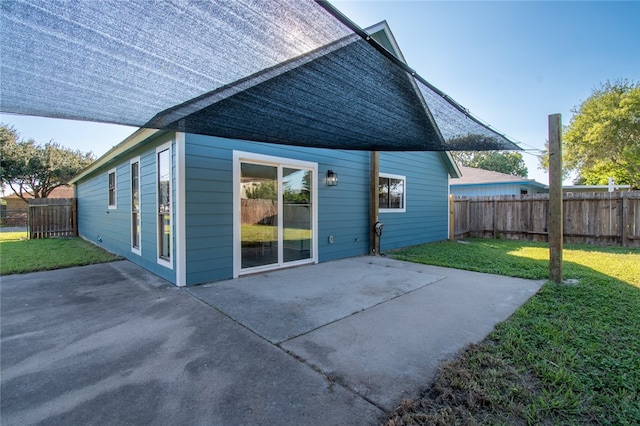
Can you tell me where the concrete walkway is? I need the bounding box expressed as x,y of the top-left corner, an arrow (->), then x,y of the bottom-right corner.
1,258 -> 544,425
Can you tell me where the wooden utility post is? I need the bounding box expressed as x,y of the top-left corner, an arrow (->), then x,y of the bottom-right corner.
370,151 -> 380,254
449,194 -> 455,240
548,114 -> 563,283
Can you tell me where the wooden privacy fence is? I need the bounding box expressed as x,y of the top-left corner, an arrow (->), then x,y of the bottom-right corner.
28,198 -> 77,239
452,191 -> 640,247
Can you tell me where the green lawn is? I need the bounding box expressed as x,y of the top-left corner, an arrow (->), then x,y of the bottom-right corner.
385,238 -> 640,425
0,232 -> 121,275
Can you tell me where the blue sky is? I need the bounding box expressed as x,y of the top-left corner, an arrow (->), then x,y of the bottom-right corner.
1,1 -> 638,185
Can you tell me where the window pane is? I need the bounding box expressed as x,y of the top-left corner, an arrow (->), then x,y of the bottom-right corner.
131,163 -> 139,211
378,177 -> 389,208
132,212 -> 140,249
158,150 -> 170,213
389,178 -> 404,209
108,171 -> 116,206
158,149 -> 170,260
283,168 -> 312,263
241,163 -> 278,269
159,213 -> 170,259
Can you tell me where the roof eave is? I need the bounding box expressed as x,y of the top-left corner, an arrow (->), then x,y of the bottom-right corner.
442,152 -> 461,178
69,128 -> 164,184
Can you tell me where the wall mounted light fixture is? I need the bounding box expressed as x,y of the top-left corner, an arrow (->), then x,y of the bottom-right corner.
326,170 -> 338,186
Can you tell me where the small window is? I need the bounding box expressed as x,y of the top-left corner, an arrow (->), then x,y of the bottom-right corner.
379,173 -> 406,213
520,189 -> 528,195
108,168 -> 117,209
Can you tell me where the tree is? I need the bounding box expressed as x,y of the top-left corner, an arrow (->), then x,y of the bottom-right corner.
0,124 -> 94,201
245,180 -> 277,200
451,150 -> 528,177
559,81 -> 640,188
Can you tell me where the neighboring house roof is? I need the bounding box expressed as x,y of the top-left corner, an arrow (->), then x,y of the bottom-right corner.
71,22 -> 461,183
1,185 -> 74,200
451,166 -> 548,190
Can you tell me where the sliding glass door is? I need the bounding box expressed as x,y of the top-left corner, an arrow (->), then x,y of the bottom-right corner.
235,152 -> 317,276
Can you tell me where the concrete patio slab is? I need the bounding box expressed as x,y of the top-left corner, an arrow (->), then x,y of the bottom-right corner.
1,257 -> 544,424
188,257 -> 445,343
0,261 -> 382,426
281,258 -> 545,409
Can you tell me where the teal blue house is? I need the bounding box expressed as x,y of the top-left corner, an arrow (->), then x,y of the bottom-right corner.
71,128 -> 459,286
4,4 -> 520,287
68,22 -> 482,286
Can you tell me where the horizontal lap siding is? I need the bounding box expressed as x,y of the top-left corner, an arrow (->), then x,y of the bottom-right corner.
183,139 -> 234,283
379,152 -> 449,250
77,134 -> 176,284
318,154 -> 369,261
184,135 -> 370,284
77,164 -> 129,253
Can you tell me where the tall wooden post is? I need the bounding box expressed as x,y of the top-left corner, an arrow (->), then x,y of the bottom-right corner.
370,151 -> 380,255
449,194 -> 455,240
548,114 -> 563,283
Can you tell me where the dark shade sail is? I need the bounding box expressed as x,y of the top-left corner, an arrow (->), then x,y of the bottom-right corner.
1,0 -> 519,151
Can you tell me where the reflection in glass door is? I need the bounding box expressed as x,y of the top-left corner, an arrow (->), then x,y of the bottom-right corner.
283,168 -> 312,263
241,163 -> 278,269
236,153 -> 316,276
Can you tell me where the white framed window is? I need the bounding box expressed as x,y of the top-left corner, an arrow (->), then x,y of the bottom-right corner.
156,143 -> 172,268
108,168 -> 117,209
379,173 -> 406,213
130,157 -> 141,255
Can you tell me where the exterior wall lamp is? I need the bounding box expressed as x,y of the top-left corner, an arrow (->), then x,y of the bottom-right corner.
326,170 -> 338,186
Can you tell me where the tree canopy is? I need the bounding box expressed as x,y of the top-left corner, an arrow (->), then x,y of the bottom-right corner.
0,124 -> 94,201
451,151 -> 528,177
245,181 -> 277,200
553,81 -> 640,188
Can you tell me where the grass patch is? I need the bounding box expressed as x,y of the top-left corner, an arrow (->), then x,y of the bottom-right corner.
0,232 -> 121,275
385,238 -> 640,425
